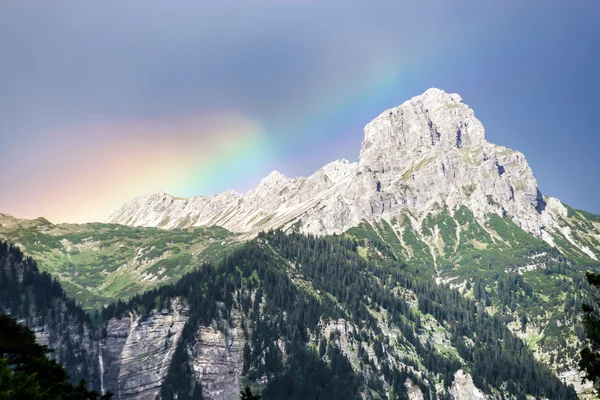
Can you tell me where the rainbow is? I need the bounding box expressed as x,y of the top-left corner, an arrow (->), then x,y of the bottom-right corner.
5,49 -> 442,224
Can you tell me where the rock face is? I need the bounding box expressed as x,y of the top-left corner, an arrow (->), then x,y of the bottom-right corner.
188,317 -> 246,400
449,370 -> 488,400
96,306 -> 247,400
356,89 -> 544,236
100,300 -> 188,399
108,88 -> 561,243
29,303 -> 101,391
405,379 -> 425,400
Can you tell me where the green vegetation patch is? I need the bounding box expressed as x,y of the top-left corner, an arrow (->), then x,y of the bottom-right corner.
0,219 -> 240,309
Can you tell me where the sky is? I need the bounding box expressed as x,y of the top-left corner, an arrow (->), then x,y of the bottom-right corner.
0,1 -> 599,223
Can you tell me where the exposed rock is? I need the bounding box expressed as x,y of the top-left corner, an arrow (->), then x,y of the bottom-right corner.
107,88 -> 563,245
449,370 -> 488,400
188,317 -> 246,400
405,379 -> 425,400
29,304 -> 101,391
321,319 -> 360,367
100,300 -> 187,399
100,317 -> 131,396
559,369 -> 596,399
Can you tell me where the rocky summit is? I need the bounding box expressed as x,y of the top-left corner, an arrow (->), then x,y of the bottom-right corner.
108,88 -> 586,256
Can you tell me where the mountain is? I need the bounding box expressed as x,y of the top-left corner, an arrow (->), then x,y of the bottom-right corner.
3,88 -> 600,398
108,88 -> 588,255
0,235 -> 578,399
105,88 -> 600,394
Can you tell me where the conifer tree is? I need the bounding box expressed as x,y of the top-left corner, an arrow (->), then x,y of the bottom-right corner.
240,385 -> 261,400
579,272 -> 600,395
0,314 -> 111,399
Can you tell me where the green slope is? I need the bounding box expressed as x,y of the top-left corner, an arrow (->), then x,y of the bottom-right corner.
345,205 -> 600,390
0,214 -> 240,308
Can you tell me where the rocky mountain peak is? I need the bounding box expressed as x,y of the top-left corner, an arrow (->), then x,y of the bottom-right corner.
314,159 -> 355,184
108,88 -> 566,245
255,170 -> 291,189
359,88 -> 486,172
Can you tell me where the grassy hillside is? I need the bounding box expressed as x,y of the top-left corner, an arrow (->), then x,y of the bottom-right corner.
0,214 -> 240,308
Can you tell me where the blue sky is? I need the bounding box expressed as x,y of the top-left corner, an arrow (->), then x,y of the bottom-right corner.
0,1 -> 599,221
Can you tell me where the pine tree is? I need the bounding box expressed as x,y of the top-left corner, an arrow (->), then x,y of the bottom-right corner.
0,314 -> 111,399
579,272 -> 600,395
240,385 -> 261,400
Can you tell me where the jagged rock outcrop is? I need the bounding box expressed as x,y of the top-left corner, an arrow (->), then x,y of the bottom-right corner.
405,379 -> 425,400
449,370 -> 488,400
107,88 -> 563,245
100,300 -> 188,399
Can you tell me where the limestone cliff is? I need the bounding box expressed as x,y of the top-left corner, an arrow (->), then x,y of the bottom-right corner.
99,300 -> 187,399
